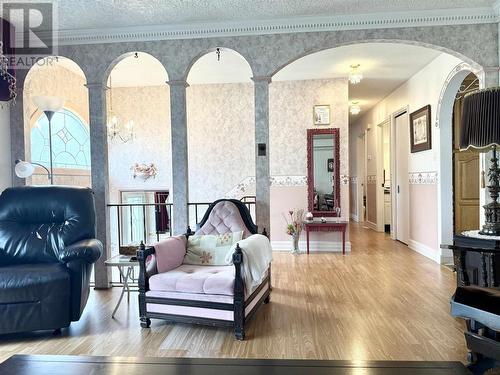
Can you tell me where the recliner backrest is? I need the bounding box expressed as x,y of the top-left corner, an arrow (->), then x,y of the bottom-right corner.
0,186 -> 97,265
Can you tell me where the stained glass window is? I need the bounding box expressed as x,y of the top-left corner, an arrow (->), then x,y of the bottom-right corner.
31,109 -> 90,170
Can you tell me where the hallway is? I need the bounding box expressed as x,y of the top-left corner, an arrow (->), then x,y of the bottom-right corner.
0,223 -> 466,363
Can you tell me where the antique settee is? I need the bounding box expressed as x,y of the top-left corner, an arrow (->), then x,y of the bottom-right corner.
137,199 -> 271,340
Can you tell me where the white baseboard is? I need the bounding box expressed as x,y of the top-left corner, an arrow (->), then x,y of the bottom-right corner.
408,239 -> 441,264
440,247 -> 454,265
271,240 -> 351,253
350,213 -> 359,222
365,221 -> 377,231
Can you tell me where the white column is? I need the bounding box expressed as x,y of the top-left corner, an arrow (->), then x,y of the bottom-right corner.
86,82 -> 111,289
252,76 -> 272,235
167,80 -> 189,234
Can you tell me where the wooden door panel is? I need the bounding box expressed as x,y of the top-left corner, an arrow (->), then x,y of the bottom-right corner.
454,151 -> 479,234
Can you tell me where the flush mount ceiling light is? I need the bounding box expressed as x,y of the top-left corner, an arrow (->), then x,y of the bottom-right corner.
350,101 -> 361,115
348,64 -> 363,85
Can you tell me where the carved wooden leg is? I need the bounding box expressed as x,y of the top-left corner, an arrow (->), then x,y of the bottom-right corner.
140,317 -> 151,328
234,322 -> 245,341
233,244 -> 245,340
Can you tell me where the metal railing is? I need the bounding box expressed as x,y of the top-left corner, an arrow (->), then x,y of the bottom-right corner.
106,196 -> 256,284
107,202 -> 173,250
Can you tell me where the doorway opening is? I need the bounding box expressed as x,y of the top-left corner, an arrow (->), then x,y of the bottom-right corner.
452,72 -> 480,234
377,120 -> 392,233
393,109 -> 410,245
356,133 -> 366,222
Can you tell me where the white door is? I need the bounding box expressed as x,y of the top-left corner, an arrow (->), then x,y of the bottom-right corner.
395,112 -> 409,244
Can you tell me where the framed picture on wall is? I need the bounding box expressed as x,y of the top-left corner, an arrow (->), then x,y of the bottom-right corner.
410,105 -> 431,153
313,105 -> 330,125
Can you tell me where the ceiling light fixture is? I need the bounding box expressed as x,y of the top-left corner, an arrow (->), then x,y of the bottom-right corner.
348,64 -> 363,85
107,73 -> 134,143
350,101 -> 361,115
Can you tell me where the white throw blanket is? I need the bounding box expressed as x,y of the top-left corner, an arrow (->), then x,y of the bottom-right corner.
225,234 -> 273,294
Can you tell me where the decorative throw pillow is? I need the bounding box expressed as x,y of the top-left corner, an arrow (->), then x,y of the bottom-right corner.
183,231 -> 243,266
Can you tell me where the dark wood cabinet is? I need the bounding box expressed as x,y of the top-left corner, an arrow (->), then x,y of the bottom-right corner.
453,234 -> 500,288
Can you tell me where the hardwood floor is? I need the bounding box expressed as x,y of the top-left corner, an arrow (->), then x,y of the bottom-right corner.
0,223 -> 467,363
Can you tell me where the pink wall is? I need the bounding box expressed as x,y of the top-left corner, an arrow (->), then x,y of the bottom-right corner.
270,185 -> 347,243
409,184 -> 438,250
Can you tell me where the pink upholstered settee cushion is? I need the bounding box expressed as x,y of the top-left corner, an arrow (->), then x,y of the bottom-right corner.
154,236 -> 187,274
195,200 -> 252,238
149,264 -> 235,296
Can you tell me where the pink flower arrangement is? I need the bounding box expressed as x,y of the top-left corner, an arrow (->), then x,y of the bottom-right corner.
283,209 -> 305,236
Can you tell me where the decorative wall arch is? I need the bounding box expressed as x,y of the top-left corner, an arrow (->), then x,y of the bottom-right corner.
436,64 -> 482,253
22,56 -> 89,166
103,51 -> 170,87
183,47 -> 256,203
269,38 -> 483,78
183,47 -> 255,82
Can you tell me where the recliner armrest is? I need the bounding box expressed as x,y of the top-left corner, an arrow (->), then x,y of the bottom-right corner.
60,239 -> 102,264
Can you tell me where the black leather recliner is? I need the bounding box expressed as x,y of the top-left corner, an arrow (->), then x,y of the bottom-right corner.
0,186 -> 102,334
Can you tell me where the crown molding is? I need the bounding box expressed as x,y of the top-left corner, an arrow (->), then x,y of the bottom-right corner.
35,7 -> 499,46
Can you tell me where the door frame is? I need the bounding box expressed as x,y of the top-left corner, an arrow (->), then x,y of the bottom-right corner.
391,106 -> 409,242
376,118 -> 391,233
356,132 -> 367,222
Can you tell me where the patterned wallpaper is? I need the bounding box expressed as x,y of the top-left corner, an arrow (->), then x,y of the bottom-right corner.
187,83 -> 255,202
108,85 -> 172,201
269,78 -> 349,217
23,71 -> 349,211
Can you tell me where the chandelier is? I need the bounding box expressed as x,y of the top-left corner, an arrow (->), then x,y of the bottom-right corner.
350,101 -> 361,115
107,73 -> 134,143
348,64 -> 363,85
0,41 -> 17,102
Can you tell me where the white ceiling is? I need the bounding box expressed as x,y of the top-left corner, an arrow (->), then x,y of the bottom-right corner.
54,0 -> 496,31
274,43 -> 441,109
53,43 -> 443,121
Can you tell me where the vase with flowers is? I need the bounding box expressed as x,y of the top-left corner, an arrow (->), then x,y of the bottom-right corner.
283,209 -> 305,255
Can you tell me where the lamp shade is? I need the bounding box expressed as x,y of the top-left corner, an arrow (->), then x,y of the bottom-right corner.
14,160 -> 35,178
460,87 -> 500,151
32,95 -> 65,112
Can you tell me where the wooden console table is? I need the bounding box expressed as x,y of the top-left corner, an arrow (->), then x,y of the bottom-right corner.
303,220 -> 348,255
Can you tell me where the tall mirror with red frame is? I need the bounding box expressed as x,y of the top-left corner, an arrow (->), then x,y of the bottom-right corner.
306,128 -> 340,217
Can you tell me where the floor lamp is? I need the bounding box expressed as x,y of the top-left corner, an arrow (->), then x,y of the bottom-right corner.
460,87 -> 500,235
28,95 -> 65,185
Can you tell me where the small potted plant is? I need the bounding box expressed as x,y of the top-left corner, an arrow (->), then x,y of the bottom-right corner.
283,209 -> 305,255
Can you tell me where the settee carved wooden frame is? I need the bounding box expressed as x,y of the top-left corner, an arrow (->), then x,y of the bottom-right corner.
137,199 -> 271,340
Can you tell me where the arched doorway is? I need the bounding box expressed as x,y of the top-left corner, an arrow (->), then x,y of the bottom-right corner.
185,48 -> 255,227
23,56 -> 90,186
452,72 -> 480,234
436,65 -> 484,253
104,52 -> 171,261
266,42 -> 481,258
